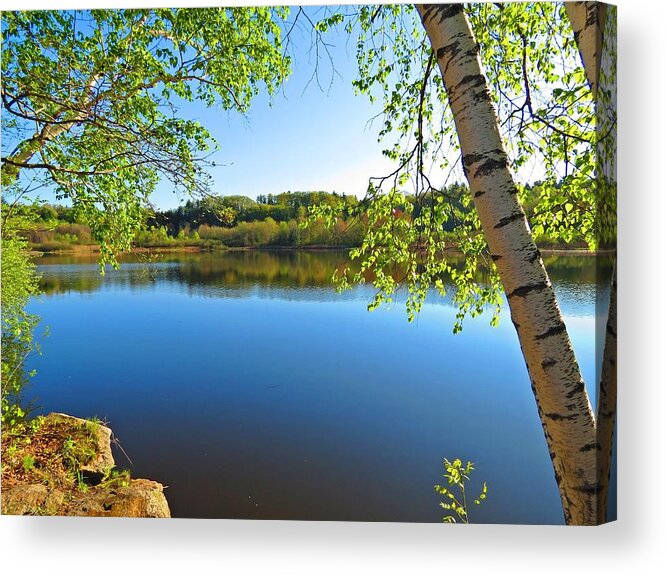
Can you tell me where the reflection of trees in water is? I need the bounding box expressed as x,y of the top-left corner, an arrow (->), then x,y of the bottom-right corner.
542,254 -> 614,284
39,272 -> 103,295
38,251 -> 352,295
37,251 -> 613,310
177,250 -> 352,290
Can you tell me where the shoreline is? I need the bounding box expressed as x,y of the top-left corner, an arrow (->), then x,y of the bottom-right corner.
30,243 -> 616,257
1,413 -> 170,518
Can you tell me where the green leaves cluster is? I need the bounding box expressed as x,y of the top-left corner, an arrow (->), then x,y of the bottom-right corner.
304,6 -> 504,332
2,8 -> 292,267
467,2 -> 603,248
305,2 -> 607,332
1,208 -> 41,429
309,186 -> 502,333
434,458 -> 488,524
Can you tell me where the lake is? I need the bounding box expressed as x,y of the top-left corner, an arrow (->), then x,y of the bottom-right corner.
26,250 -> 616,524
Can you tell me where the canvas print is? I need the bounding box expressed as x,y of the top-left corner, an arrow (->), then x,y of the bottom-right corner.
1,2 -> 616,525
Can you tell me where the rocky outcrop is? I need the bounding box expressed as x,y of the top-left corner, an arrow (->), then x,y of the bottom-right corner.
1,484 -> 64,515
48,413 -> 115,475
2,479 -> 171,518
1,413 -> 170,518
62,479 -> 171,518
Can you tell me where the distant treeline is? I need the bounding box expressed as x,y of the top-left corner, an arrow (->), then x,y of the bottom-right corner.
13,184 -> 586,252
144,191 -> 367,247
15,191 -> 369,250
148,191 -> 359,233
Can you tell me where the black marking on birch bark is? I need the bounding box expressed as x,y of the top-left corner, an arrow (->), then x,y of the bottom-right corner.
535,321 -> 566,340
606,323 -> 616,338
565,380 -> 585,400
462,152 -> 486,167
473,190 -> 485,198
580,442 -> 601,452
541,358 -> 557,369
585,5 -> 599,27
471,87 -> 493,105
462,149 -> 504,168
433,3 -> 464,24
507,281 -> 548,299
574,483 -> 600,495
527,248 -> 542,263
463,47 -> 479,60
420,4 -> 463,25
474,157 -> 508,178
493,211 -> 523,229
490,254 -> 502,261
436,41 -> 460,62
452,74 -> 486,97
544,412 -> 577,421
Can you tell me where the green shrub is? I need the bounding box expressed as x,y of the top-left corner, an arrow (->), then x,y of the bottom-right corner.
1,233 -> 41,428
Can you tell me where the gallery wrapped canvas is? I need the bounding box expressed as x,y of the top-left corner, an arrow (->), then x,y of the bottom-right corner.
1,2 -> 616,525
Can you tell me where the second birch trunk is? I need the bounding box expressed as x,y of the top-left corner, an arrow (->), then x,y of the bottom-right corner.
416,3 -> 599,525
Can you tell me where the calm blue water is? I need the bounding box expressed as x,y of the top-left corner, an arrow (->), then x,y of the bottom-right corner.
25,250 -> 615,524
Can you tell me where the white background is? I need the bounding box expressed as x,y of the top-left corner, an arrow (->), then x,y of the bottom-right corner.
1,1 -> 664,573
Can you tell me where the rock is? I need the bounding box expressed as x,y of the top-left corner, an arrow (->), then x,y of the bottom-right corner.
46,413 -> 115,474
2,484 -> 48,515
1,484 -> 67,516
44,489 -> 66,514
2,413 -> 171,518
105,479 -> 171,518
67,479 -> 171,518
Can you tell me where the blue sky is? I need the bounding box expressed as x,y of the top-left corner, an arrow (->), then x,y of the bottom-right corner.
2,5 -> 403,211
4,3 -> 556,212
145,10 -> 398,210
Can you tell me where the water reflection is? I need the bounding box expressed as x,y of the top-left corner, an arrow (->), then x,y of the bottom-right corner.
29,249 -> 615,524
37,249 -> 613,312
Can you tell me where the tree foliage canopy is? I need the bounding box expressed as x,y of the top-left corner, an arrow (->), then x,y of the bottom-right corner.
1,7 -> 292,266
309,2 -> 612,331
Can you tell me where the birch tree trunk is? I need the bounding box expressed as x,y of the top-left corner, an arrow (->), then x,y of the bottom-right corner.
566,1 -> 617,523
1,72 -> 100,186
1,117 -> 84,185
597,263 -> 616,520
565,2 -> 606,97
416,3 -> 599,525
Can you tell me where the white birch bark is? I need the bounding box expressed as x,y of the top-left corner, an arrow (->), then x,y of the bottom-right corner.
565,2 -> 606,98
2,73 -> 103,186
597,262 -> 616,520
416,3 -> 599,525
1,117 -> 84,185
566,2 -> 617,522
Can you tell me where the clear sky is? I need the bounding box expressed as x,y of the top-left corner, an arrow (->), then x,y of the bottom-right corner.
3,2 -> 549,212
2,4 -> 406,211
150,8 -> 399,210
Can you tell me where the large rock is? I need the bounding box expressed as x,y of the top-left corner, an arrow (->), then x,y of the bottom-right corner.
1,484 -> 65,515
2,413 -> 170,518
47,413 -> 115,474
105,479 -> 171,518
2,484 -> 47,515
67,479 -> 171,518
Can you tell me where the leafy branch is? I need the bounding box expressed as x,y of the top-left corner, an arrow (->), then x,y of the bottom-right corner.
434,458 -> 488,524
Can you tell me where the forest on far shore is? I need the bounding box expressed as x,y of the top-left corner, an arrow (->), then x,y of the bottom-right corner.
11,182 -> 588,253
